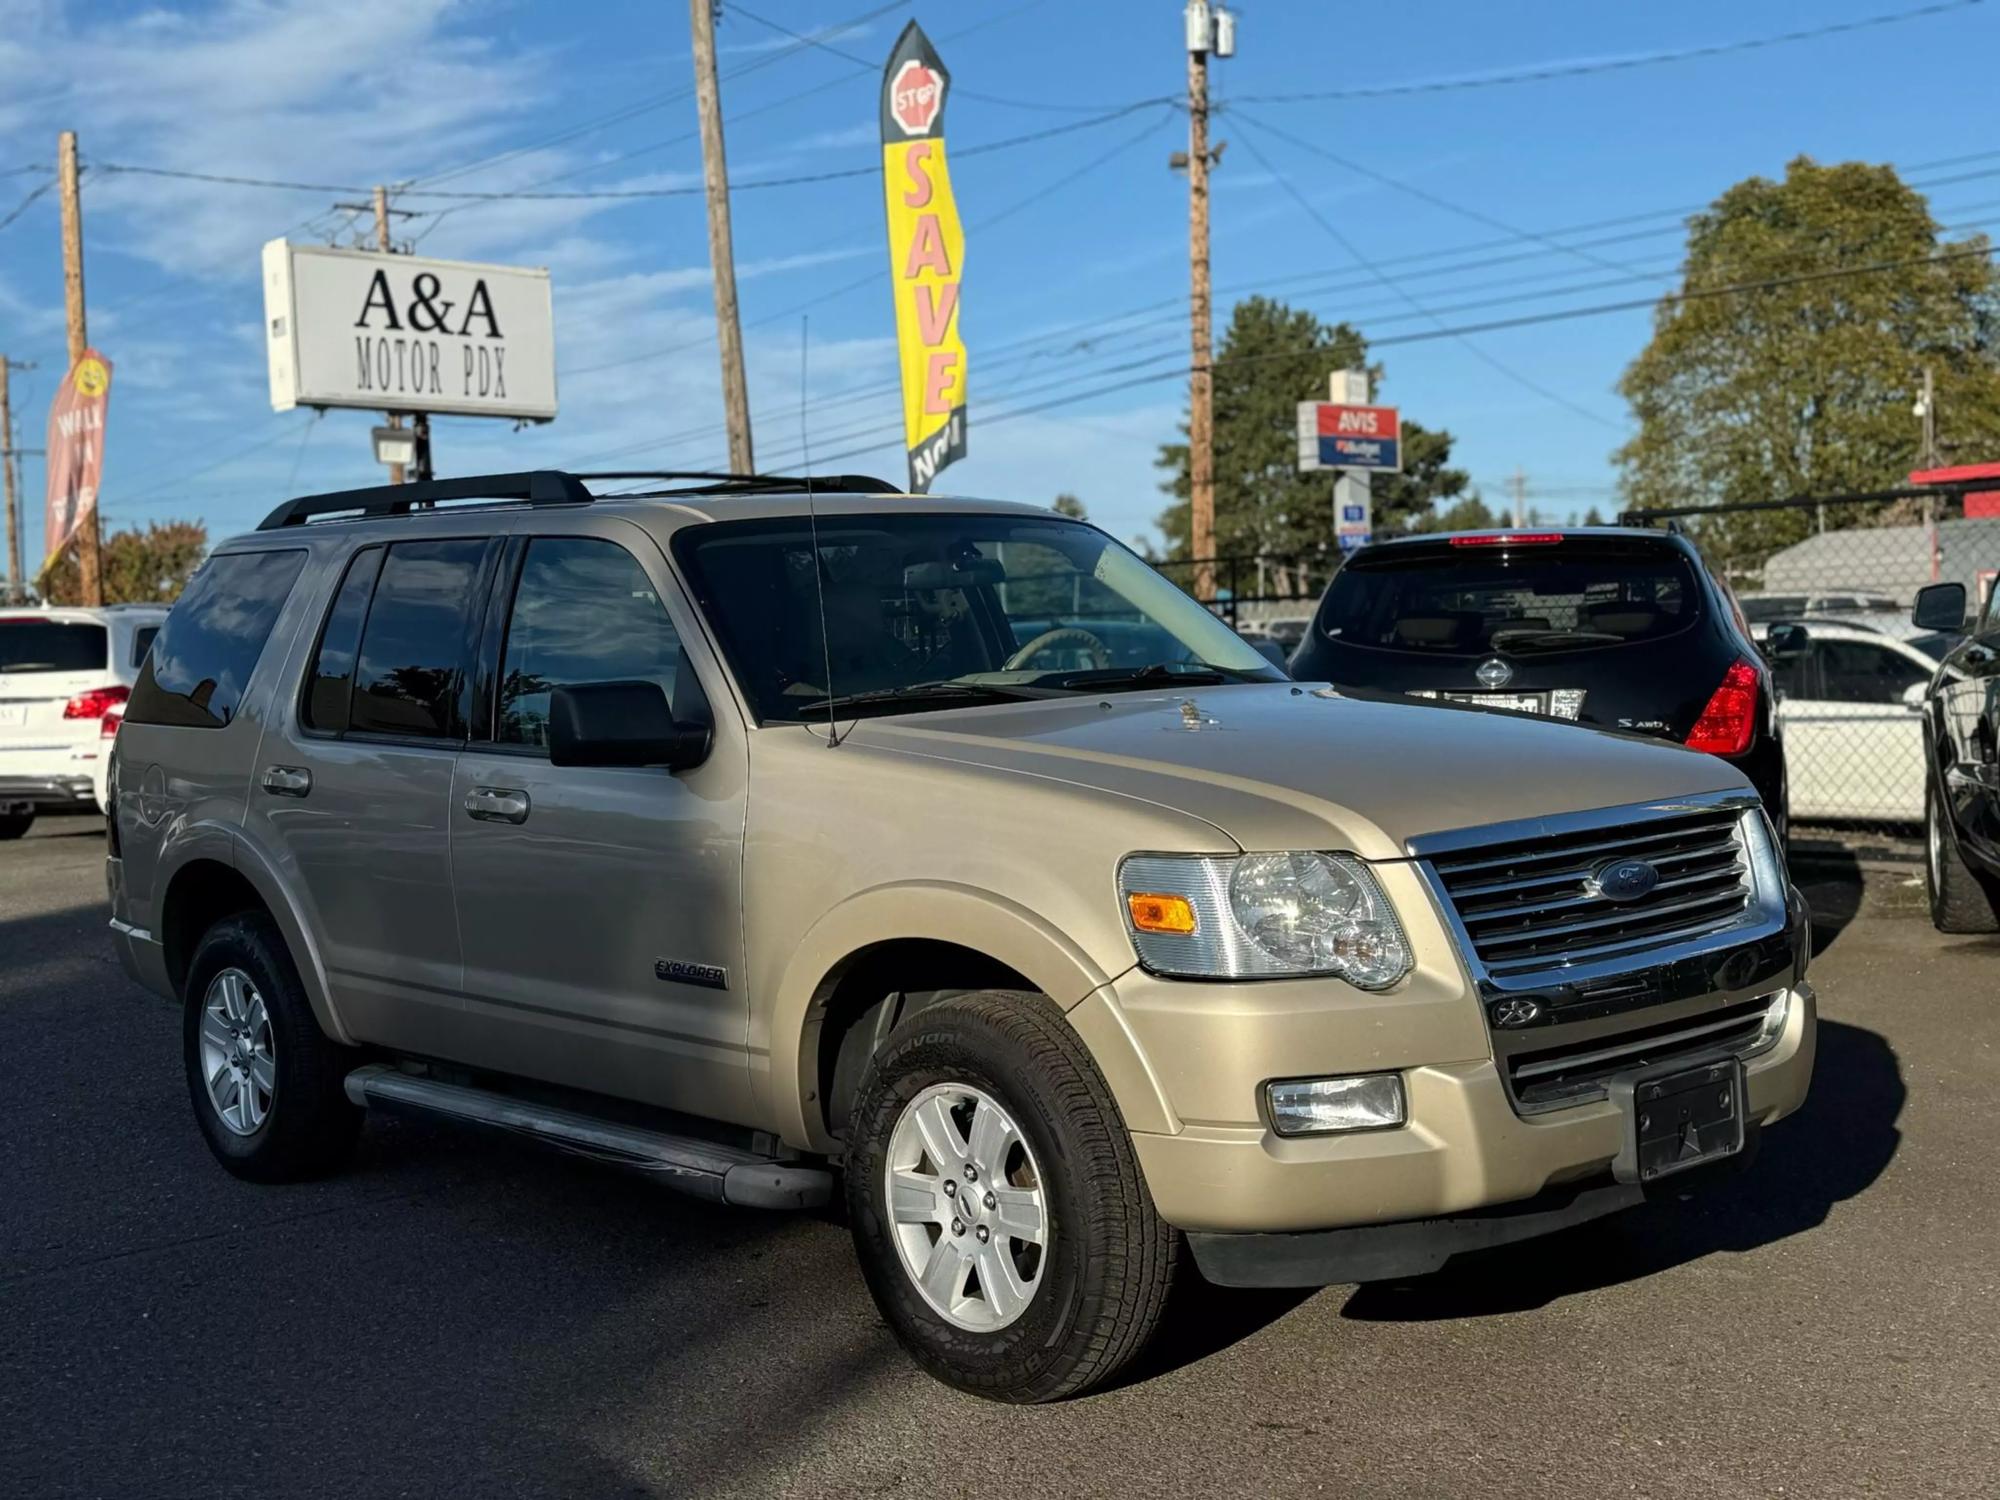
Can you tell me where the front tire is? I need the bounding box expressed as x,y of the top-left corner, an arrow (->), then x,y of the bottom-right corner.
0,811 -> 33,840
1926,778 -> 2000,933
844,991 -> 1177,1403
182,912 -> 362,1182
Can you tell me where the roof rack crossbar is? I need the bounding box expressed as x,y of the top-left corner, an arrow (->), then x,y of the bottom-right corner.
573,470 -> 895,495
257,470 -> 592,530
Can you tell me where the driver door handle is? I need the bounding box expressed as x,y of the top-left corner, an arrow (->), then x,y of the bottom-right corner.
463,786 -> 530,824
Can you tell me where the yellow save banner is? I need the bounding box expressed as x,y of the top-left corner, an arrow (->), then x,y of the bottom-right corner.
879,21 -> 965,493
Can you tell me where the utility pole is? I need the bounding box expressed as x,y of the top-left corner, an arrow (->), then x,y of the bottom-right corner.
58,130 -> 101,606
689,0 -> 755,473
374,186 -> 408,485
1916,365 -> 1941,581
0,357 -> 29,604
1509,468 -> 1527,528
1183,2 -> 1225,601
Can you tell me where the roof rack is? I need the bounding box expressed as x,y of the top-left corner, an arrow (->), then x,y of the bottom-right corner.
256,468 -> 896,531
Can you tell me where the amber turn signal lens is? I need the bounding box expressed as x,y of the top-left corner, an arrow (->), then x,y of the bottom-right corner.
1127,892 -> 1197,935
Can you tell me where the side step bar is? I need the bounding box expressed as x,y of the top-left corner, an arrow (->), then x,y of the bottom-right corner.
343,1064 -> 830,1210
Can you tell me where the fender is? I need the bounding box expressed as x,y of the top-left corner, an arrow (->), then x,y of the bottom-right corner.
152,818 -> 351,1046
764,880 -> 1131,1152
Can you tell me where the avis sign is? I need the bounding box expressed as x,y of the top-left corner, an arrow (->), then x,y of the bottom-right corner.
1296,401 -> 1402,472
880,21 -> 966,493
261,242 -> 557,422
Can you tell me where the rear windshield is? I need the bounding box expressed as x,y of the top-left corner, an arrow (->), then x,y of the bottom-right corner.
0,620 -> 108,673
1317,541 -> 1701,657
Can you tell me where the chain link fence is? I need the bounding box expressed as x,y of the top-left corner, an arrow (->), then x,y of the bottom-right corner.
1621,488 -> 2000,830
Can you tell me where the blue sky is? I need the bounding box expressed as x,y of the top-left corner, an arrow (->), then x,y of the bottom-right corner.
2,0 -> 1995,560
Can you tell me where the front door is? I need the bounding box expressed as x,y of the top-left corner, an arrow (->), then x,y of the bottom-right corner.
1779,636 -> 1931,822
448,527 -> 753,1124
251,536 -> 493,1054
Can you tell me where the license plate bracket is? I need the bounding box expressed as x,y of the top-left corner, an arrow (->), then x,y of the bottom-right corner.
1609,1053 -> 1746,1185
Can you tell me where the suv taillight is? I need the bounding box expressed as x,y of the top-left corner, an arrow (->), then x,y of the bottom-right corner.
101,706 -> 125,739
1685,660 -> 1758,756
63,685 -> 129,720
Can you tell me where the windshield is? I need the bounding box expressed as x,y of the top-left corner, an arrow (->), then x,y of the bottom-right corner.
1316,541 -> 1701,657
0,620 -> 109,674
673,513 -> 1278,722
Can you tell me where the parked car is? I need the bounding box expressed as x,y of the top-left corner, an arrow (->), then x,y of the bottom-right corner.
1755,621 -> 1952,824
109,473 -> 1815,1403
0,603 -> 166,838
1911,580 -> 2000,931
1288,529 -> 1790,845
1738,590 -> 1903,624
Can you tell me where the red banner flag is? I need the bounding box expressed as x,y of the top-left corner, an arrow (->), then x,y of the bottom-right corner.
41,349 -> 112,575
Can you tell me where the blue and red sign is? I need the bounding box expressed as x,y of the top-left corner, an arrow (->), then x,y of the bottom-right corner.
1297,401 -> 1401,472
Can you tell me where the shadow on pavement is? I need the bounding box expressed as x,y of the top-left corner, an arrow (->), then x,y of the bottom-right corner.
1791,844 -> 1864,958
1336,1018 -> 1901,1322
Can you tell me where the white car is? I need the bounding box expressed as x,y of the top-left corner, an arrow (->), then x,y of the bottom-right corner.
1758,620 -> 1952,824
0,604 -> 167,838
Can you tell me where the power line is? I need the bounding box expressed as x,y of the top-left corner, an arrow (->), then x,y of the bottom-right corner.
1230,121 -> 1627,431
0,177 -> 54,234
1229,1 -> 1985,105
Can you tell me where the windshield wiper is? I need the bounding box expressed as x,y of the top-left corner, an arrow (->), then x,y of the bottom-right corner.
1032,661 -> 1262,692
796,680 -> 1057,716
1487,628 -> 1623,652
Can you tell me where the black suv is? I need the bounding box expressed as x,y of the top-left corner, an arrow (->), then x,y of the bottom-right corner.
1911,578 -> 2000,931
1289,528 -> 1788,841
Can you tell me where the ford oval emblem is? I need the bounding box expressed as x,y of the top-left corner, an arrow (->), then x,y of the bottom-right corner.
1591,858 -> 1661,904
1490,996 -> 1544,1028
1475,657 -> 1514,689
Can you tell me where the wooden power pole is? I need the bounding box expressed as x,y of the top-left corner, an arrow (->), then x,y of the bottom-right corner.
1186,37 -> 1214,601
58,130 -> 102,606
689,0 -> 755,473
1,357 -> 26,605
373,186 -> 407,486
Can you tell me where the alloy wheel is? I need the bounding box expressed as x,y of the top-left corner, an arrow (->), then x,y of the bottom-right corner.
199,968 -> 275,1136
884,1082 -> 1048,1332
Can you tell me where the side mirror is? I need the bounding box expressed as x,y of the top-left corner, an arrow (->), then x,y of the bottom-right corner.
548,681 -> 710,772
1912,582 -> 1967,633
1763,622 -> 1810,659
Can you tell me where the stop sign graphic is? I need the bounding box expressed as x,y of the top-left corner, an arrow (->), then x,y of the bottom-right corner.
890,59 -> 942,135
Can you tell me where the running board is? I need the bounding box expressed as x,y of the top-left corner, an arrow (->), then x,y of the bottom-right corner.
343,1064 -> 829,1210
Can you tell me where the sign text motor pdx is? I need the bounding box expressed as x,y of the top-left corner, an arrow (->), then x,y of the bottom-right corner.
352,267 -> 509,404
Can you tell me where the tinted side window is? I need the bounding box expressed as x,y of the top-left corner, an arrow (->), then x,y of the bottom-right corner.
303,547 -> 384,732
497,537 -> 683,751
349,540 -> 487,739
1816,640 -> 1929,704
130,625 -> 158,670
126,550 -> 307,728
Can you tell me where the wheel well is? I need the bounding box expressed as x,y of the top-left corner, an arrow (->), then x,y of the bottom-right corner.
813,939 -> 1034,1142
160,861 -> 271,997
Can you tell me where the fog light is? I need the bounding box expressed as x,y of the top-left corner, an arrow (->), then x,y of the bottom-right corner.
1266,1073 -> 1406,1136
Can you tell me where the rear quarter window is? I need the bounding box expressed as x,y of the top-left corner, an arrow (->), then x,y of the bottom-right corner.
1317,541 -> 1701,658
126,550 -> 308,728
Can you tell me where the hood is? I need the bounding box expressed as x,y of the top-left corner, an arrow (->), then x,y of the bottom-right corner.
846,681 -> 1750,860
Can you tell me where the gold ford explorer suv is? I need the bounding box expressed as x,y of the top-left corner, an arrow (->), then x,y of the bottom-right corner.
106,471 -> 1816,1403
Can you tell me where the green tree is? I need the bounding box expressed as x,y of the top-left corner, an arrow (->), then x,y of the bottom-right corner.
43,519 -> 207,604
1617,156 -> 2000,559
1582,505 -> 1607,526
1155,296 -> 1467,559
1409,494 -> 1501,533
1051,493 -> 1087,520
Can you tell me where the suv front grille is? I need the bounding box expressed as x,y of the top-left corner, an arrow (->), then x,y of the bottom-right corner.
1505,995 -> 1775,1112
1428,806 -> 1752,977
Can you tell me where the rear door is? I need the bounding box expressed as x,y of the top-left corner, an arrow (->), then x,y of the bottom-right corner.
1782,636 -> 1931,821
0,615 -> 109,791
247,534 -> 497,1055
447,523 -> 753,1123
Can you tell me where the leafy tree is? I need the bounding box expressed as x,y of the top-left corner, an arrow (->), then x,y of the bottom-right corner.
43,520 -> 207,605
1051,493 -> 1087,520
1617,156 -> 2000,561
1155,297 -> 1468,559
1409,495 -> 1501,533
1582,505 -> 1607,526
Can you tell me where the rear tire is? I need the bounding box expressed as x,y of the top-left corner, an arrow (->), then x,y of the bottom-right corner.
0,812 -> 33,840
844,990 -> 1177,1403
183,912 -> 362,1182
1926,778 -> 2000,933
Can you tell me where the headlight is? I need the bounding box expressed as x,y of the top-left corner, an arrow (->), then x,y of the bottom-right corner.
1119,851 -> 1412,988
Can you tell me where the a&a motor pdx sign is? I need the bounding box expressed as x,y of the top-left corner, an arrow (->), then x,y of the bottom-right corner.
1296,400 -> 1402,472
880,20 -> 967,493
261,242 -> 558,422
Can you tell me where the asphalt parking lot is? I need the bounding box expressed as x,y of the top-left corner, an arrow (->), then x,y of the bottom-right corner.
3,815 -> 1997,1498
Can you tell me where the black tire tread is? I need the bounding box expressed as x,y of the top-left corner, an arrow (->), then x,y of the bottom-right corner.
1928,781 -> 2000,934
0,812 -> 33,840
